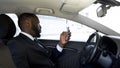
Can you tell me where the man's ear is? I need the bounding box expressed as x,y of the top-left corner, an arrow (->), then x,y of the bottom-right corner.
25,19 -> 32,28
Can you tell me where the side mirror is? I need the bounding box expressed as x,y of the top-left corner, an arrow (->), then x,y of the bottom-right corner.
96,5 -> 107,17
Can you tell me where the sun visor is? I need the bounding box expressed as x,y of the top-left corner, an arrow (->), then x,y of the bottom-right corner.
60,0 -> 96,14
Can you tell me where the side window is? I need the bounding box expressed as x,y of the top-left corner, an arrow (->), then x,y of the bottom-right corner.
37,15 -> 96,42
7,14 -> 96,42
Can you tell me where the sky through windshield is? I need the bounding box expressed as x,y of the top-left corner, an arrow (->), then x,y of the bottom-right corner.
79,2 -> 120,34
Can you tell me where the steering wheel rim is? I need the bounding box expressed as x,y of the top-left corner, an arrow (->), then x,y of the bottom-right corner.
80,32 -> 101,64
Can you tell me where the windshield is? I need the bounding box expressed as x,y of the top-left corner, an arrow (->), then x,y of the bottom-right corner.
79,3 -> 120,34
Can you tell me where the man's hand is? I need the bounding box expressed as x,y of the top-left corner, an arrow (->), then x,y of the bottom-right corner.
59,31 -> 71,48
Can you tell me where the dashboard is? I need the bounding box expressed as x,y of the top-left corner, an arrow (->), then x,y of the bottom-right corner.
107,36 -> 120,58
96,35 -> 120,68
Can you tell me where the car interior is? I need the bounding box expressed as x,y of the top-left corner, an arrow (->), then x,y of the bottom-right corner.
0,0 -> 120,68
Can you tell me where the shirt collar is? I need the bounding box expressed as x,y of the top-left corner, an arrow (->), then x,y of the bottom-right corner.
21,32 -> 34,41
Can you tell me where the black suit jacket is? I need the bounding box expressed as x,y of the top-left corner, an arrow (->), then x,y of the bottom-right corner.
7,33 -> 62,68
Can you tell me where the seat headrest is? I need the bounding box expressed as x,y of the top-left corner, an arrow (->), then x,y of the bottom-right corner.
0,14 -> 16,40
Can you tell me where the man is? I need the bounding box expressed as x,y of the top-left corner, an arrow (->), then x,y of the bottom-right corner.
7,13 -> 70,68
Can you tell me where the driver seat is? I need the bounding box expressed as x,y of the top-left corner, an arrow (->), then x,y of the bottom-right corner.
0,14 -> 16,68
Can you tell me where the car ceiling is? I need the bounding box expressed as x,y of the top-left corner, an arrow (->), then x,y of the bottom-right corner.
0,0 -> 95,17
0,0 -> 120,36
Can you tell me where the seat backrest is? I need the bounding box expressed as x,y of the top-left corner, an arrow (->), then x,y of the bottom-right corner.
0,14 -> 16,68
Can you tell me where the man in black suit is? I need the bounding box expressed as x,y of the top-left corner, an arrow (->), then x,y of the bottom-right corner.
7,13 -> 71,68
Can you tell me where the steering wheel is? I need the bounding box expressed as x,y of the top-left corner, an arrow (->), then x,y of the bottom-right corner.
80,32 -> 101,64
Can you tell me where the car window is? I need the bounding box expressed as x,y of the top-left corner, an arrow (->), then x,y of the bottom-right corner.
37,15 -> 96,42
7,14 -> 96,42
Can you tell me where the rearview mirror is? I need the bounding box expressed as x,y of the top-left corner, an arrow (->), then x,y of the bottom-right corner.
96,5 -> 107,17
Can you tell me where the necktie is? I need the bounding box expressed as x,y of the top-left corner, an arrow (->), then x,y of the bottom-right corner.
34,38 -> 50,55
34,38 -> 45,48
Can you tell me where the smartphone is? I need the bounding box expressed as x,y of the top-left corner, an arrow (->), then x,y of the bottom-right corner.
66,27 -> 70,41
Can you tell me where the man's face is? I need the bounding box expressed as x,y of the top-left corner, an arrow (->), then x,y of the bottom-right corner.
31,17 -> 41,37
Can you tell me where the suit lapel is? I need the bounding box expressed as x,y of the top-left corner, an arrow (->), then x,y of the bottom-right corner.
18,33 -> 50,57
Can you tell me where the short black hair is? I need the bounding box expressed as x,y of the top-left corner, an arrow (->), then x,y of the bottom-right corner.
18,13 -> 37,31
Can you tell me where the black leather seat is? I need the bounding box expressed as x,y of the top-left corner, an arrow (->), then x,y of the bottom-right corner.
0,14 -> 16,68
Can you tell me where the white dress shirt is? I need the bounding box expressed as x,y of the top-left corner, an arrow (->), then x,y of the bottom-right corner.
21,32 -> 63,52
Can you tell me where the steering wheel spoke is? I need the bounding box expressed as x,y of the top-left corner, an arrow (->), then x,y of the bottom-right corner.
80,32 -> 101,64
